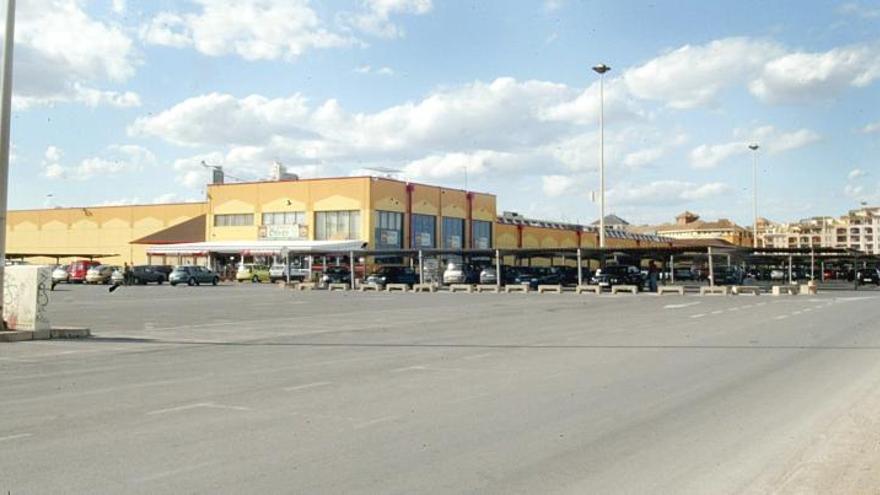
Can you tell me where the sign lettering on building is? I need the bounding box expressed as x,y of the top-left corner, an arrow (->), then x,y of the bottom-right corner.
259,224 -> 308,240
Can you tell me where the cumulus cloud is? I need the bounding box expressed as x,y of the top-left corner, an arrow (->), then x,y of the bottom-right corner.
749,43 -> 880,104
541,174 -> 577,197
862,121 -> 880,134
140,0 -> 354,61
354,65 -> 395,76
849,168 -> 867,180
42,144 -> 155,180
342,0 -> 433,39
608,180 -> 731,206
13,0 -> 140,109
690,126 -> 820,168
839,2 -> 880,19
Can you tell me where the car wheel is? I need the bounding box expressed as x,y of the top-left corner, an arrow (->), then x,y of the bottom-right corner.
252,275 -> 259,283
212,277 -> 219,286
187,277 -> 196,286
157,278 -> 164,285
170,282 -> 177,286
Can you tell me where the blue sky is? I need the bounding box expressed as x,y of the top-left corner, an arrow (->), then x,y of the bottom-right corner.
7,0 -> 880,226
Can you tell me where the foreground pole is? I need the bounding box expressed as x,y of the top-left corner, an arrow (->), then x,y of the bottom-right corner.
707,247 -> 715,287
495,249 -> 501,290
576,248 -> 583,286
0,0 -> 16,328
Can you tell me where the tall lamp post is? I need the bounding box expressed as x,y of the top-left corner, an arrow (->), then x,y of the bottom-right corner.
592,63 -> 610,248
0,0 -> 15,328
748,143 -> 759,249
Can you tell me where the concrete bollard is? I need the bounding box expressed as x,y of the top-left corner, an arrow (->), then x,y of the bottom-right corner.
3,265 -> 52,333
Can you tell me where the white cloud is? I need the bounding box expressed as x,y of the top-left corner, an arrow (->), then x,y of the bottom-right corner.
13,0 -> 140,109
343,0 -> 433,39
42,144 -> 155,180
839,2 -> 880,19
623,37 -> 784,109
141,0 -> 354,61
541,174 -> 576,197
849,168 -> 867,180
543,0 -> 565,12
691,126 -> 820,168
608,180 -> 731,206
111,0 -> 126,14
354,65 -> 395,76
862,121 -> 880,134
749,43 -> 880,104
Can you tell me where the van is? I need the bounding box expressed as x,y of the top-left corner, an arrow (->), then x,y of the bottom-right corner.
68,260 -> 101,283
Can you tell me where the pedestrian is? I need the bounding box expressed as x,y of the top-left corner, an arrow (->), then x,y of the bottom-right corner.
123,262 -> 132,285
648,260 -> 659,292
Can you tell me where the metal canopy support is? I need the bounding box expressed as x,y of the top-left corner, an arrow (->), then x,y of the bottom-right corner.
707,247 -> 715,287
349,250 -> 356,289
495,249 -> 502,290
576,248 -> 583,286
418,250 -> 424,285
669,255 -> 675,284
788,254 -> 793,285
810,247 -> 815,281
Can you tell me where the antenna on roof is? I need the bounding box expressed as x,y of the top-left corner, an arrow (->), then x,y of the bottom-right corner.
364,167 -> 402,179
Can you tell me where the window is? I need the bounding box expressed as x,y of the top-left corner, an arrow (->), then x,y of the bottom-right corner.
472,220 -> 492,249
214,214 -> 254,227
315,210 -> 361,240
442,217 -> 464,248
411,214 -> 436,248
262,211 -> 306,226
375,210 -> 403,248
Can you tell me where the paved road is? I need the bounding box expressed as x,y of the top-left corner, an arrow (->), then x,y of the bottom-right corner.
2,284 -> 880,494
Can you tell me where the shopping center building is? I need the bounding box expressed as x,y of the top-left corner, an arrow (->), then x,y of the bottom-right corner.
5,175 -> 671,268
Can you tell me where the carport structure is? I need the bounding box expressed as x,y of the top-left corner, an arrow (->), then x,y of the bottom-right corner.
732,246 -> 880,286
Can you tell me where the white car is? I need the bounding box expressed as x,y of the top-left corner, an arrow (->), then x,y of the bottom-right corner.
770,269 -> 786,281
85,265 -> 115,284
111,269 -> 125,285
51,265 -> 70,283
268,263 -> 310,283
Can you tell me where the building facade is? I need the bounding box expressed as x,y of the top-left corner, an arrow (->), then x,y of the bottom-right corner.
650,211 -> 754,247
757,207 -> 880,254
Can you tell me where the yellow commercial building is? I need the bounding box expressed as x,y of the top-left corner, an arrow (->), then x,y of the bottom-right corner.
5,175 -> 671,268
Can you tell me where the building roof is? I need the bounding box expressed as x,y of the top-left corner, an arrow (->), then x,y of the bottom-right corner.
656,217 -> 748,233
130,215 -> 207,245
591,214 -> 630,226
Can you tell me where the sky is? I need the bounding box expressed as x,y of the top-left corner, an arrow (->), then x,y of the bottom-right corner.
5,0 -> 880,226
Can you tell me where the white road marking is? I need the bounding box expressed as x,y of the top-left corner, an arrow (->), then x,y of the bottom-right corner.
728,307 -> 741,312
391,365 -> 426,373
134,461 -> 216,483
353,415 -> 400,430
792,311 -> 803,315
756,302 -> 767,306
283,381 -> 332,392
741,304 -> 753,309
664,302 -> 702,309
146,402 -> 250,416
690,314 -> 706,319
774,315 -> 789,320
711,310 -> 723,315
0,433 -> 32,442
463,352 -> 495,360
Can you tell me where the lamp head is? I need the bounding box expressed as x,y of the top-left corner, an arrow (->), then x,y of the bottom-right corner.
592,64 -> 611,75
748,144 -> 759,151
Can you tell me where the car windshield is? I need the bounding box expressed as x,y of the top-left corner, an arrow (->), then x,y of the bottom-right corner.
600,266 -> 628,275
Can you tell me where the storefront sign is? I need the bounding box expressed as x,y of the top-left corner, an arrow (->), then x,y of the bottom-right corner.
259,224 -> 307,240
379,229 -> 400,247
448,235 -> 462,248
417,232 -> 432,247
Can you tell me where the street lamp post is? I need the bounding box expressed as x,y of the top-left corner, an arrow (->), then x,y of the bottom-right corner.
749,143 -> 759,249
0,0 -> 15,329
592,63 -> 610,249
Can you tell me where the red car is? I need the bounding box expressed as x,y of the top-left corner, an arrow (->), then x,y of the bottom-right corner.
67,260 -> 100,283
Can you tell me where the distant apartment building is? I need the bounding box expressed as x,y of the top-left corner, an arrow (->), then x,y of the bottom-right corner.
650,211 -> 754,247
758,206 -> 880,254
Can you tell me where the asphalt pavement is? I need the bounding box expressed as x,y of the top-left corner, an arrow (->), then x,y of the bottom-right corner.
2,283 -> 880,494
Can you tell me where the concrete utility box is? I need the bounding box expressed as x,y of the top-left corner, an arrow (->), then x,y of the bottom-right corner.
3,265 -> 52,331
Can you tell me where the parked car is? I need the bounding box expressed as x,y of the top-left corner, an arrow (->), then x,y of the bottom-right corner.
85,265 -> 116,284
672,268 -> 697,281
510,266 -> 573,289
769,269 -> 786,281
170,265 -> 220,286
111,269 -> 125,285
442,262 -> 480,285
68,260 -> 100,283
269,263 -> 310,283
366,266 -> 418,288
51,265 -> 70,283
129,265 -> 171,284
591,265 -> 644,290
479,266 -> 523,285
236,264 -> 271,283
708,266 -> 745,285
321,266 -> 352,285
855,267 -> 880,286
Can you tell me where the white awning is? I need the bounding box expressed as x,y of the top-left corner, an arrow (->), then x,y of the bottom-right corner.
146,240 -> 366,256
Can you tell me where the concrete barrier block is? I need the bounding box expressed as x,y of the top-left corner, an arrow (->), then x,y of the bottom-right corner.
700,286 -> 729,296
412,283 -> 436,293
575,285 -> 602,295
359,283 -> 381,292
537,284 -> 562,294
297,282 -> 317,291
504,284 -> 530,293
4,265 -> 52,331
327,283 -> 348,292
611,285 -> 638,295
800,284 -> 817,295
475,284 -> 500,293
656,286 -> 685,295
771,285 -> 797,296
449,284 -> 474,293
386,283 -> 409,292
731,286 -> 761,295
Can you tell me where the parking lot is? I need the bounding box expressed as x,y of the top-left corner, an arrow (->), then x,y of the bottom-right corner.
3,284 -> 880,493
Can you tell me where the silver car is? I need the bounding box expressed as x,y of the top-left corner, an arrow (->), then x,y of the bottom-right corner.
51,265 -> 69,283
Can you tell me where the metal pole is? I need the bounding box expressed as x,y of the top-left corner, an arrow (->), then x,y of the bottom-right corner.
418,250 -> 424,285
670,255 -> 675,284
0,0 -> 15,328
707,247 -> 715,287
495,249 -> 502,290
598,71 -> 606,249
576,248 -> 583,286
726,253 -> 731,267
788,254 -> 793,285
349,250 -> 355,289
285,250 -> 290,285
750,144 -> 759,249
810,248 -> 815,281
